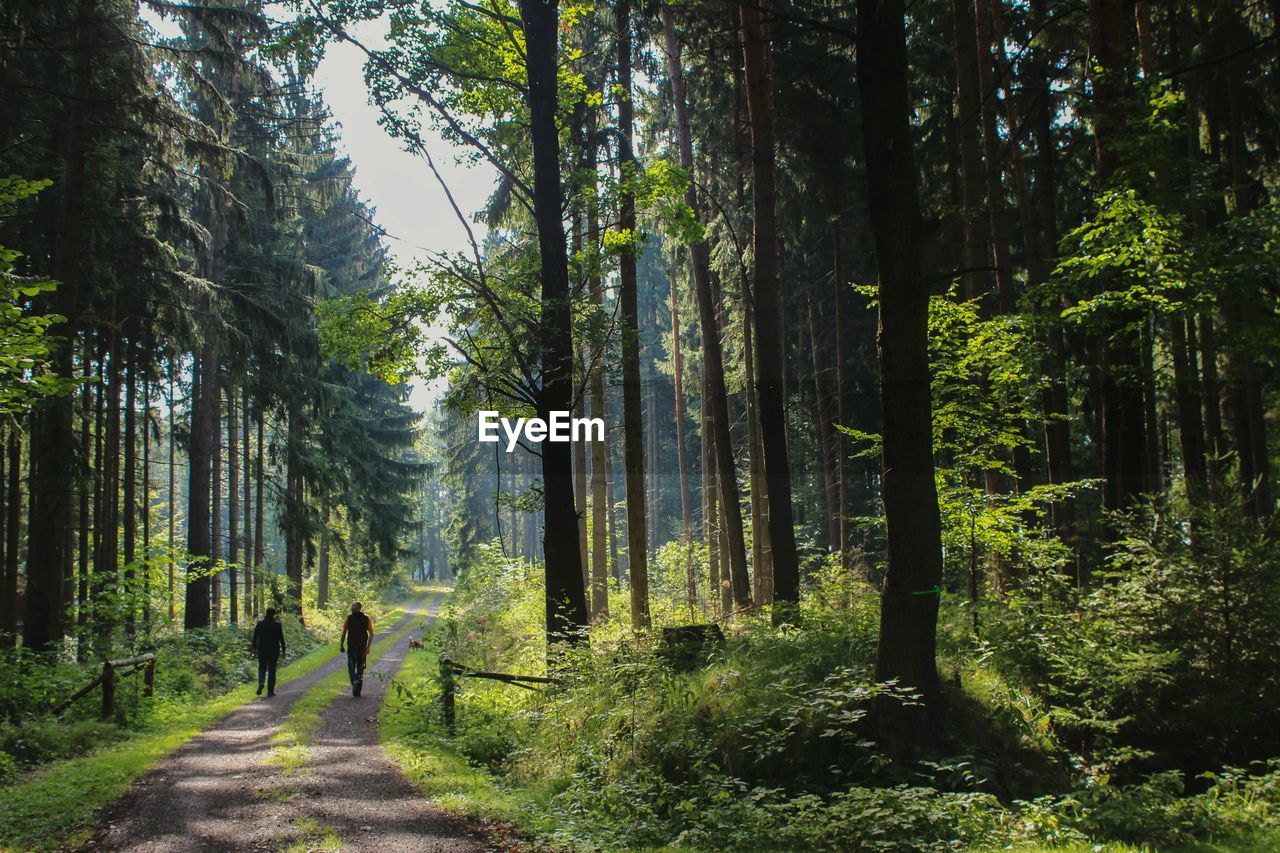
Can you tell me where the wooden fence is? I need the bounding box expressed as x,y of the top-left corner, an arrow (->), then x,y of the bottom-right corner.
53,653 -> 156,719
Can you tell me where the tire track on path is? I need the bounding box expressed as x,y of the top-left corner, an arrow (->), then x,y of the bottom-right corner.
279,593 -> 486,852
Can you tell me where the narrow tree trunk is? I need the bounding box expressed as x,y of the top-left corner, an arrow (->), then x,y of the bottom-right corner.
617,0 -> 649,630
857,0 -> 946,727
122,341 -> 137,638
520,0 -> 590,645
227,387 -> 239,624
95,332 -> 122,652
77,345 -> 92,657
141,362 -> 151,634
670,267 -> 696,613
185,347 -> 214,630
589,194 -> 610,620
167,358 -> 176,622
284,402 -> 304,617
254,410 -> 265,614
661,4 -> 752,609
952,0 -> 988,305
574,396 -> 588,593
210,370 -> 222,626
809,297 -> 840,553
740,0 -> 800,620
703,375 -> 721,618
2,433 -> 18,644
318,496 -> 330,611
243,390 -> 253,619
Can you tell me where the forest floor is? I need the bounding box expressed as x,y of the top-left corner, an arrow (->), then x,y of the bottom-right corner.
84,593 -> 490,852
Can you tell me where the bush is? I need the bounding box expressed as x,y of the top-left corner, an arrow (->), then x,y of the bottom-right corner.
988,496 -> 1280,780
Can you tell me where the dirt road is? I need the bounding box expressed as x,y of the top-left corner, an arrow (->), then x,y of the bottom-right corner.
90,594 -> 487,852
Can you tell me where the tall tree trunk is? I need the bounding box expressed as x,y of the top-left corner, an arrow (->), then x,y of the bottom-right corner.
670,267 -> 696,613
210,370 -> 222,625
809,297 -> 840,553
185,347 -> 214,630
254,410 -> 265,614
617,0 -> 650,630
857,0 -> 946,727
833,219 -> 849,570
574,396 -> 588,593
1089,0 -> 1150,514
227,387 -> 239,624
702,370 -> 721,617
520,0 -> 590,645
77,345 -> 92,657
740,0 -> 800,620
167,358 -> 176,622
588,179 -> 610,620
952,0 -> 988,305
3,433 -> 19,644
24,0 -> 96,653
141,361 -> 151,634
122,341 -> 137,637
317,496 -> 329,611
95,332 -> 122,652
284,402 -> 304,618
243,390 -> 253,619
661,4 -> 752,609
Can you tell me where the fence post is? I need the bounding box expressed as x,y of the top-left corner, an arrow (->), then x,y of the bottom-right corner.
440,657 -> 455,734
144,657 -> 156,697
101,661 -> 115,720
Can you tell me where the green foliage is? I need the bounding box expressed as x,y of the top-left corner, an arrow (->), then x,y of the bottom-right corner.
0,177 -> 72,417
988,495 -> 1280,780
1045,188 -> 1207,327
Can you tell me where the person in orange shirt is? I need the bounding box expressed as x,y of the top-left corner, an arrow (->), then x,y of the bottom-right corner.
339,602 -> 374,697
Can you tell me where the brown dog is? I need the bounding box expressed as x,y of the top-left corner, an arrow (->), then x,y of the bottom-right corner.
408,638 -> 424,651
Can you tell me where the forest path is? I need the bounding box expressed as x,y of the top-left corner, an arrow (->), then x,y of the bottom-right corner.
88,593 -> 488,852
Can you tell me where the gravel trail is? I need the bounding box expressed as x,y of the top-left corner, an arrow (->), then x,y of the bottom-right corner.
89,593 -> 487,852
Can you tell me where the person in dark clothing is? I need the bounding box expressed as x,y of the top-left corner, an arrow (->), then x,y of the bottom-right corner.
339,602 -> 374,697
251,608 -> 287,697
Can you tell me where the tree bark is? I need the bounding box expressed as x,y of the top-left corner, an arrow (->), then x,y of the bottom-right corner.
2,433 -> 19,642
185,347 -> 214,629
254,410 -> 265,614
227,387 -> 239,624
809,297 -> 840,553
24,0 -> 96,652
952,0 -> 988,305
122,340 -> 137,637
660,4 -> 752,609
739,0 -> 800,620
670,266 -> 696,613
617,0 -> 650,630
589,198 -> 610,621
243,390 -> 253,619
857,0 -> 946,726
520,0 -> 590,645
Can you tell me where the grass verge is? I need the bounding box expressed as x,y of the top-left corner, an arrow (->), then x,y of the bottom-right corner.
0,639 -> 338,852
379,612 -> 547,846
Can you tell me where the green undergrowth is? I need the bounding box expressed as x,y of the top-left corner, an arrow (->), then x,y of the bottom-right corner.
0,637 -> 338,851
378,544 -> 1280,851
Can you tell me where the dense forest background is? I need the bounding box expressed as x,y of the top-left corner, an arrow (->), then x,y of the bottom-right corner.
4,0 -> 1280,848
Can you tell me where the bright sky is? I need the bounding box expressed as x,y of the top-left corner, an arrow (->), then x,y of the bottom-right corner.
312,25 -> 497,412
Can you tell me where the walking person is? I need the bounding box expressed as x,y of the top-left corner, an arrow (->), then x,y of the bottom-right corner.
252,607 -> 287,697
340,602 -> 374,697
